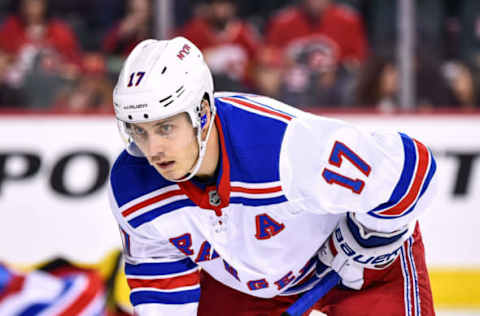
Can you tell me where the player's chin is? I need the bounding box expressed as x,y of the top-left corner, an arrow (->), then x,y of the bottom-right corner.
157,168 -> 187,182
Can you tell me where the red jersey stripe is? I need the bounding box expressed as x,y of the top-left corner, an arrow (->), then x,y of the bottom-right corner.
58,273 -> 104,316
122,189 -> 184,217
230,186 -> 282,194
329,236 -> 338,256
0,275 -> 25,303
127,271 -> 200,290
222,97 -> 292,121
380,139 -> 430,216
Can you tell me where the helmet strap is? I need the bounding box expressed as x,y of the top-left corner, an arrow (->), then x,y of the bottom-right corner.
170,105 -> 217,182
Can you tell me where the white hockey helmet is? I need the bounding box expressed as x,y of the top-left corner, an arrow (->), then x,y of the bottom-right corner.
113,37 -> 216,182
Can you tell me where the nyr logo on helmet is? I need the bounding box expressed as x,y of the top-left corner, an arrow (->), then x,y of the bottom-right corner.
177,44 -> 191,60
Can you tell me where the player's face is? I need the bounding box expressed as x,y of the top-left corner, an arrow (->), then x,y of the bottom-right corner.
129,113 -> 199,181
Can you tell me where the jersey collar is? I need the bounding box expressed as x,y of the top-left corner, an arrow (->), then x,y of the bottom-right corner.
178,115 -> 230,216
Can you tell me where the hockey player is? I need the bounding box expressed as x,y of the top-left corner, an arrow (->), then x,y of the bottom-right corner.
109,37 -> 437,315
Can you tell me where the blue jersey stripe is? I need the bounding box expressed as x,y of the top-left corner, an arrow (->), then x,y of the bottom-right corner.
0,265 -> 12,290
18,304 -> 50,316
128,199 -> 196,228
417,149 -> 436,198
368,133 -> 417,214
127,194 -> 288,227
346,213 -> 407,247
130,288 -> 201,306
125,258 -> 197,276
370,147 -> 436,219
230,195 -> 287,206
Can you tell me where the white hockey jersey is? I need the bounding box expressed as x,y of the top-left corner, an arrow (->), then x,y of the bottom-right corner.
108,93 -> 437,315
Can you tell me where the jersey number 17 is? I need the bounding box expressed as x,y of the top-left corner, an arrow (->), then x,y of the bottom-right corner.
322,141 -> 371,194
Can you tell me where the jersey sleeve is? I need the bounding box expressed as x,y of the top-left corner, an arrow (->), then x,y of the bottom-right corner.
108,182 -> 200,316
280,114 -> 437,233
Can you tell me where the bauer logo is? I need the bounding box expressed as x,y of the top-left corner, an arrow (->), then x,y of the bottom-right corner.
123,104 -> 148,110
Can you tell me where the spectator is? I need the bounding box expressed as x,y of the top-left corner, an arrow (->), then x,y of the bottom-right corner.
102,0 -> 153,57
0,0 -> 84,109
264,0 -> 366,107
456,0 -> 480,108
0,0 -> 82,65
266,0 -> 368,67
0,49 -> 25,107
14,47 -> 82,109
355,52 -> 461,110
443,60 -> 477,109
176,0 -> 260,91
279,36 -> 356,108
253,45 -> 285,99
53,52 -> 114,113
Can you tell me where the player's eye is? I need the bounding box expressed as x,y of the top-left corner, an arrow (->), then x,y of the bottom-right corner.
158,124 -> 173,136
132,125 -> 146,136
128,125 -> 147,143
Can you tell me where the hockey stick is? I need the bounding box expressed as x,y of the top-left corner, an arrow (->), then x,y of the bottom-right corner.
281,271 -> 340,316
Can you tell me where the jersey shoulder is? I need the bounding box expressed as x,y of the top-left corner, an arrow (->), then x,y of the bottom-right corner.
280,115 -> 436,224
110,150 -> 172,208
214,93 -> 305,184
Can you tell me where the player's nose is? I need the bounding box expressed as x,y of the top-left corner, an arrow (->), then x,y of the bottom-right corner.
144,135 -> 167,159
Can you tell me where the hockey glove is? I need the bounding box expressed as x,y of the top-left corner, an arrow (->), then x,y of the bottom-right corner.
316,213 -> 414,290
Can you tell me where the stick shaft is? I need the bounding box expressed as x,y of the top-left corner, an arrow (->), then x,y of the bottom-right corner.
282,271 -> 340,316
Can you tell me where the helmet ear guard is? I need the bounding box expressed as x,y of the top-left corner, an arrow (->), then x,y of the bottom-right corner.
200,113 -> 208,129
199,95 -> 212,130
113,37 -> 216,181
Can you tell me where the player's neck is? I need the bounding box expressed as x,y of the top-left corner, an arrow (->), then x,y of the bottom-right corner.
195,120 -> 219,179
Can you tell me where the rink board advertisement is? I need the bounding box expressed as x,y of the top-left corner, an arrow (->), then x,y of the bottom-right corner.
0,112 -> 479,307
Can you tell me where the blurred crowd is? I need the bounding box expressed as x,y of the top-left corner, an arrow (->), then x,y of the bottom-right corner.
0,0 -> 479,112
